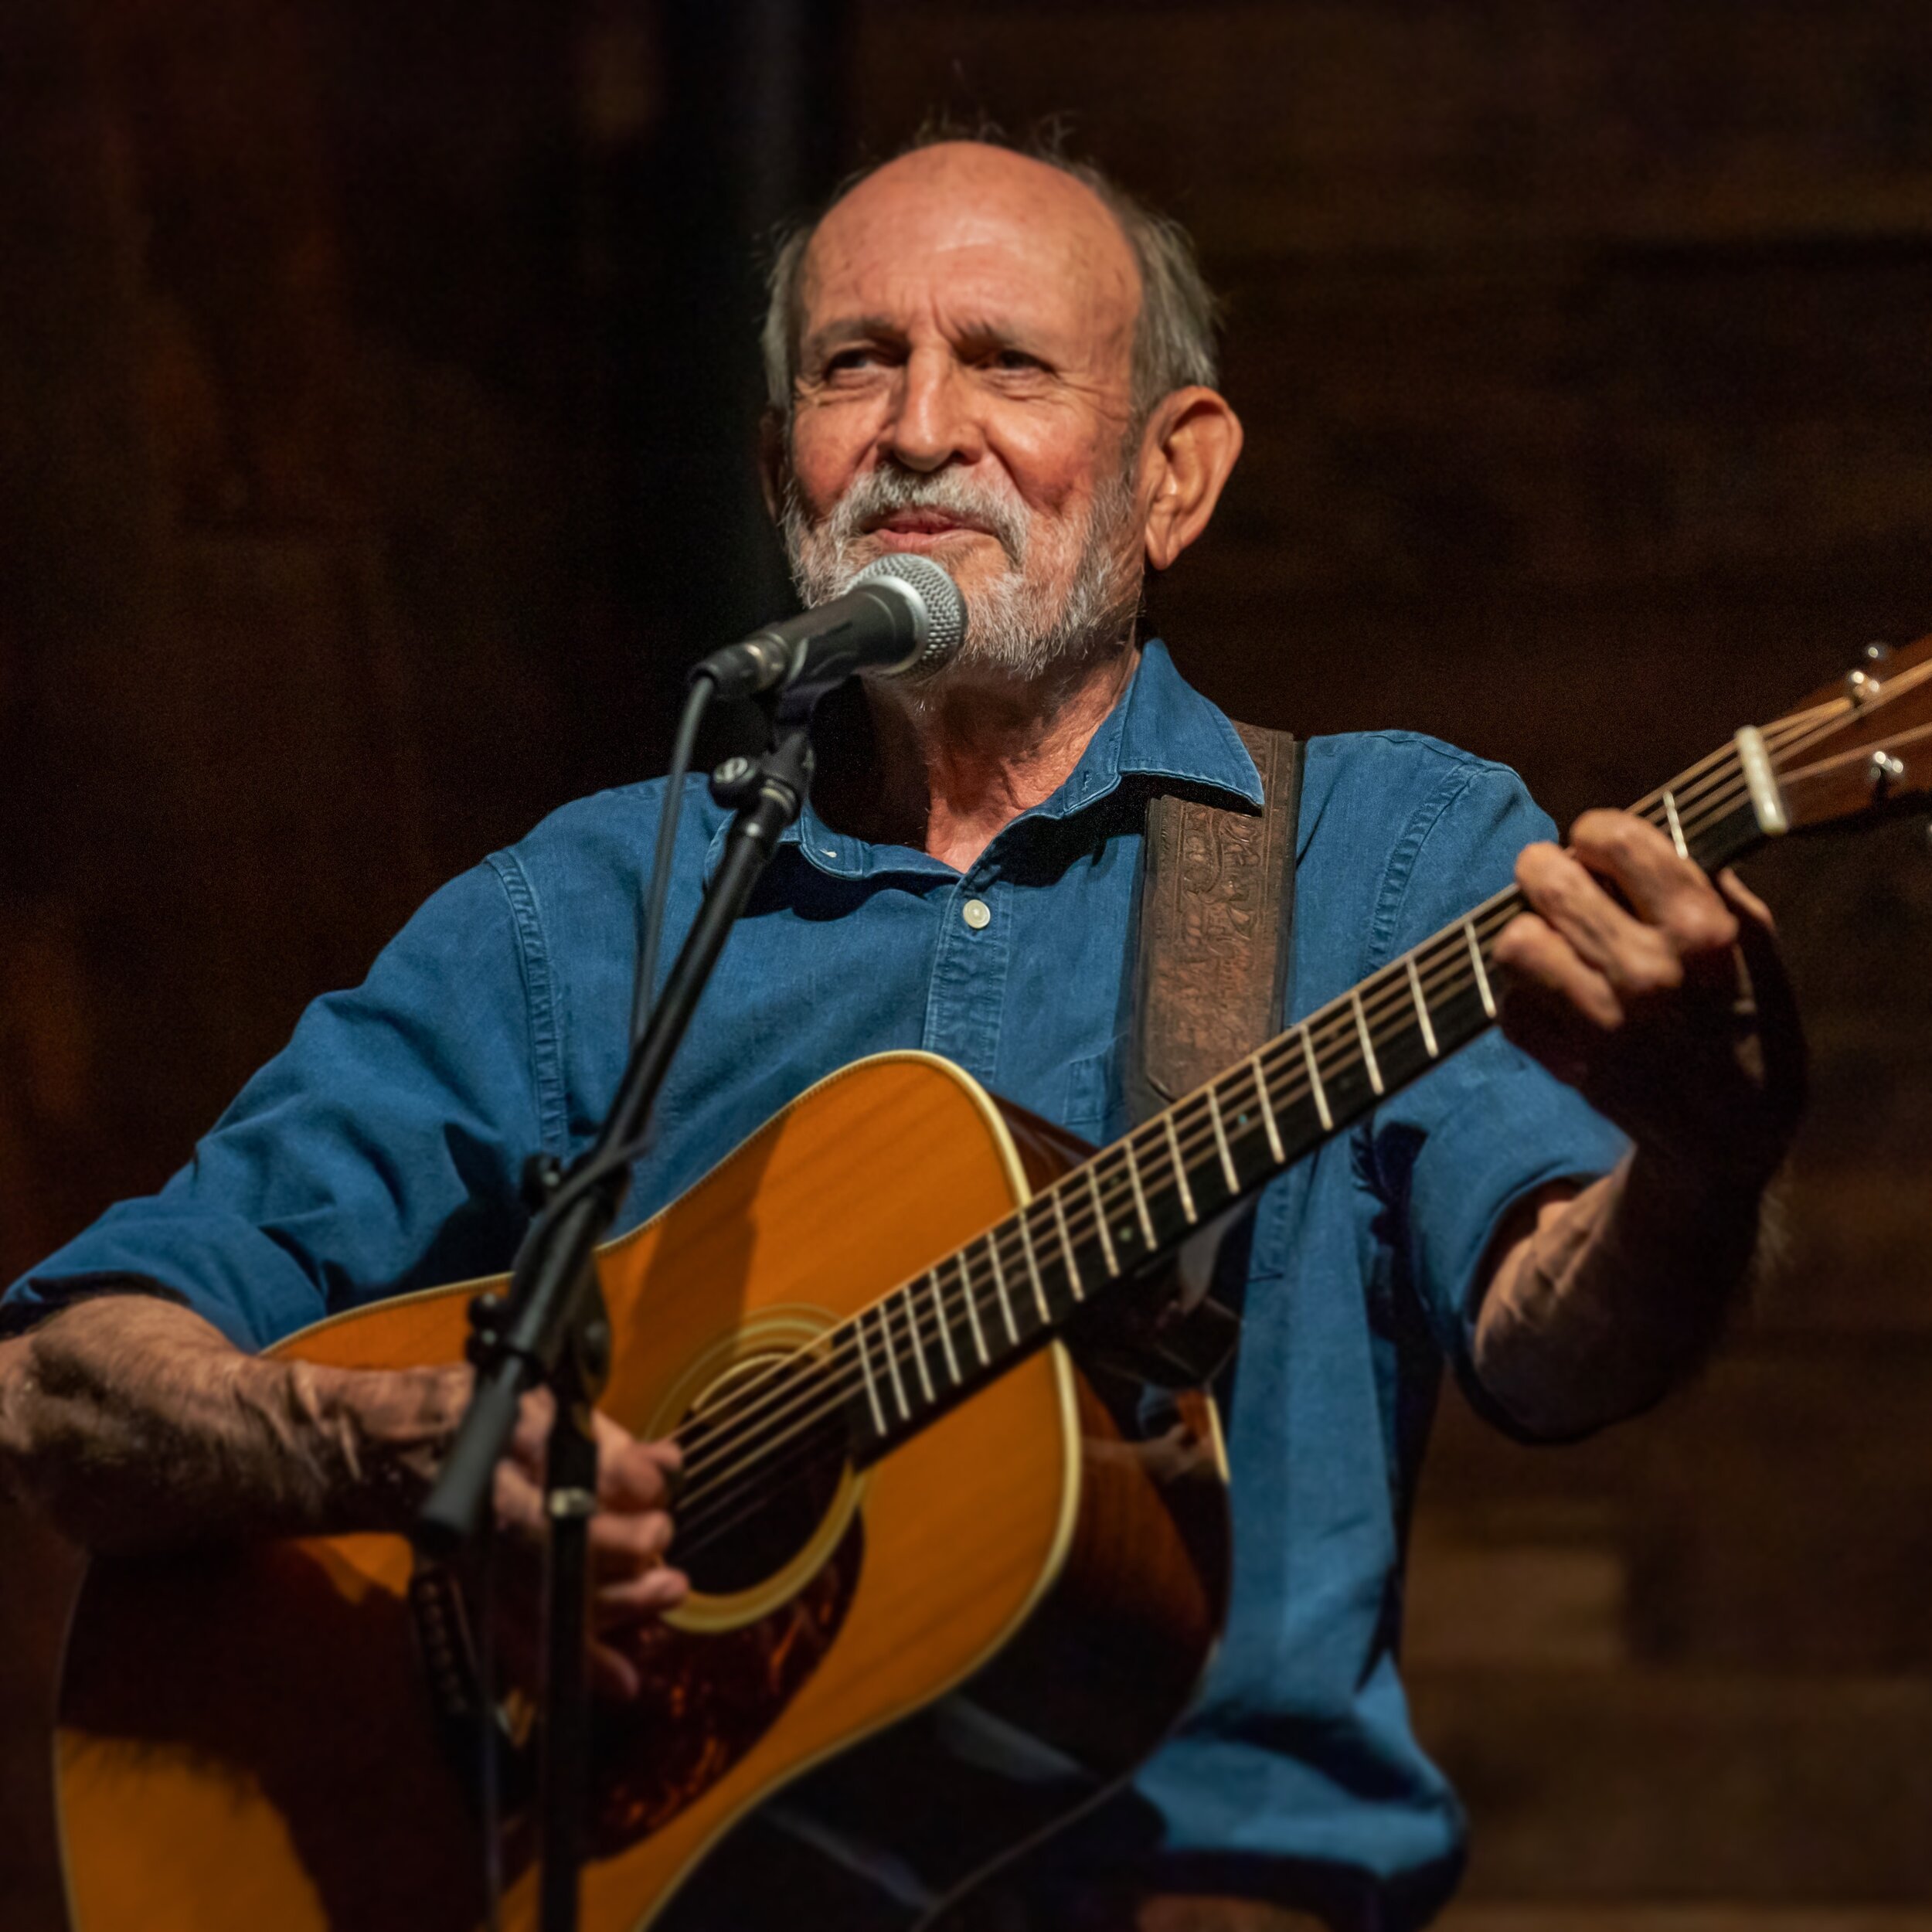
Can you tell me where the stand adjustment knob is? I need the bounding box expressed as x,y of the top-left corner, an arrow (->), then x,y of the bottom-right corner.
521,1152 -> 563,1209
464,1295 -> 505,1366
711,756 -> 757,804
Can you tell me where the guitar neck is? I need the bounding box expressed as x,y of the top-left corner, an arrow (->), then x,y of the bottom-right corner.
842,733 -> 1780,1460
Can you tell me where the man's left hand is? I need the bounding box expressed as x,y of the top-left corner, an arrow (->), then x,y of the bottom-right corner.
1494,810 -> 1805,1191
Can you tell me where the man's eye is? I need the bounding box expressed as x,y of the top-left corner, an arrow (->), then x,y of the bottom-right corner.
825,348 -> 884,376
990,349 -> 1044,372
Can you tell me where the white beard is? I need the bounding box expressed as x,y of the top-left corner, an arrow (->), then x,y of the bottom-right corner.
781,460 -> 1144,685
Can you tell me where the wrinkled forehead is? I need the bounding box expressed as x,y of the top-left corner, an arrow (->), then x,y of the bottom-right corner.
799,145 -> 1141,371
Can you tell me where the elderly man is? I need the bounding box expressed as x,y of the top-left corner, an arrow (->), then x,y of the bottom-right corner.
0,138 -> 1795,1929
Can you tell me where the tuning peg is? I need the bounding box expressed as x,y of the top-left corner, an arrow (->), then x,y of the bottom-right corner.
1870,749 -> 1906,797
1847,640 -> 1893,705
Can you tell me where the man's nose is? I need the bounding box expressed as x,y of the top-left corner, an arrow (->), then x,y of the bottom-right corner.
884,345 -> 985,473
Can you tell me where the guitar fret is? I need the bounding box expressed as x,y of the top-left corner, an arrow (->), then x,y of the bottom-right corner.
900,1287 -> 935,1404
1250,1053 -> 1284,1162
879,1300 -> 910,1421
1464,919 -> 1497,1020
1406,954 -> 1439,1059
1207,1083 -> 1240,1192
680,729 -> 1821,1480
987,1235 -> 1020,1345
1300,1026 -> 1333,1130
1049,1186 -> 1084,1300
1016,1210 -> 1051,1324
927,1269 -> 961,1383
1121,1141 -> 1156,1245
1162,1111 -> 1198,1224
1662,788 -> 1689,861
1351,987 -> 1384,1096
1086,1164 -> 1121,1277
957,1251 -> 989,1366
854,1309 -> 887,1435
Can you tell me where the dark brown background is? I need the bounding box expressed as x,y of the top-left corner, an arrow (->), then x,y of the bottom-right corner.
5,3 -> 1931,1927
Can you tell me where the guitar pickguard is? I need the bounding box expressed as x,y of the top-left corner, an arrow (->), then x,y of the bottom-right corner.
586,1512 -> 863,1854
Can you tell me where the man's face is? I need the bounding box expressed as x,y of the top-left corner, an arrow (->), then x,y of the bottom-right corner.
778,142 -> 1148,679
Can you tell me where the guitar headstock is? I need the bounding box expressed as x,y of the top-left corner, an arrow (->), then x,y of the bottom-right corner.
1761,634 -> 1932,836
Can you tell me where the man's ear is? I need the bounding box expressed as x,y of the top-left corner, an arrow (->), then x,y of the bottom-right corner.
757,410 -> 789,522
1138,388 -> 1244,572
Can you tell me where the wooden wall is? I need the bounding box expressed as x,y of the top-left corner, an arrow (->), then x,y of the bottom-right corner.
5,2 -> 1932,1926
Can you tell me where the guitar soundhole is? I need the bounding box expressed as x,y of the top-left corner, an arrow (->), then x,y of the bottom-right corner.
675,1350 -> 856,1598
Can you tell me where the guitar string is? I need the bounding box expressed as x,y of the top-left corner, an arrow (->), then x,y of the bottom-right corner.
660,889 -> 1516,1491
667,896 -> 1531,1548
672,869 -> 1770,1561
667,732 -> 1793,1502
672,677 -> 1885,1525
665,774 -> 1825,1567
665,723 -> 1842,1548
667,709 -> 1828,1499
664,776 -> 1751,1556
1146,691 -> 1868,1179
1066,683 -> 1903,1196
669,709 -> 1853,1539
665,704 -> 1844,1525
665,698 -> 1842,1492
668,889 -> 1529,1504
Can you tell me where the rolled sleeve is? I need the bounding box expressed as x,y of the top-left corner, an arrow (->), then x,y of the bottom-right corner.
2,860 -> 547,1351
1362,757 -> 1629,1383
1400,1035 -> 1628,1374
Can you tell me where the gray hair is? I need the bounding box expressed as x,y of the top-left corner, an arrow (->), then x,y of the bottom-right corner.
760,130 -> 1220,428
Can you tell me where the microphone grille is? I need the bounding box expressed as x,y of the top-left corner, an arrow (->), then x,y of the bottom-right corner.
850,553 -> 968,675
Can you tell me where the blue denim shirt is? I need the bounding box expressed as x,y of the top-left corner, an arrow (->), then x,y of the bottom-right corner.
6,641 -> 1625,1922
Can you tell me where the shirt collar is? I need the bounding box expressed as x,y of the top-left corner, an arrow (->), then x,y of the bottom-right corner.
1097,636 -> 1264,810
704,639 -> 1264,883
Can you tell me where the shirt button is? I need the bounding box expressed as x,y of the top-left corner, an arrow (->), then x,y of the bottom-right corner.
961,896 -> 992,930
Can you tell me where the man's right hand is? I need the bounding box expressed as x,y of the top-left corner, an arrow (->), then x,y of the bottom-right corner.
0,1296 -> 687,1696
490,1386 -> 687,1699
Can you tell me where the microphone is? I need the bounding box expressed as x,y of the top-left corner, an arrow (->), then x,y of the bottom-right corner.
692,553 -> 968,701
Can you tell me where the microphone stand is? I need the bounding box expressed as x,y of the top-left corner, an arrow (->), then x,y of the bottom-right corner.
417,680 -> 821,1932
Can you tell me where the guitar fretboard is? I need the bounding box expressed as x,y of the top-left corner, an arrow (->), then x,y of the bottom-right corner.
648,641 -> 1932,1567
664,724 -> 1807,1571
833,739 -> 1773,1459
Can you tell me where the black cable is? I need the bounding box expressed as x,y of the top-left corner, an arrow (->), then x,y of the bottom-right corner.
631,672 -> 716,1048
509,675 -> 722,1248
474,672 -> 714,1913
478,1512 -> 503,1932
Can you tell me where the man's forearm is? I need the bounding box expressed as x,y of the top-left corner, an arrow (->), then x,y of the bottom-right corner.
0,1296 -> 468,1553
1471,1152 -> 1773,1440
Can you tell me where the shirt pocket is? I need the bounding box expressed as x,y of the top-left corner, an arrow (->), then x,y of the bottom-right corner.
1059,1041 -> 1117,1143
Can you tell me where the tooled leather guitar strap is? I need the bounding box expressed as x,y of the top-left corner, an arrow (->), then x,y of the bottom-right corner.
1127,721 -> 1303,1126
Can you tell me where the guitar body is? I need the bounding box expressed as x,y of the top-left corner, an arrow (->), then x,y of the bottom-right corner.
53,1052 -> 1230,1932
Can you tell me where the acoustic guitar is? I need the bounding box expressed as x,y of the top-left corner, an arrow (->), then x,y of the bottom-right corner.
51,638 -> 1932,1932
